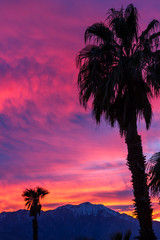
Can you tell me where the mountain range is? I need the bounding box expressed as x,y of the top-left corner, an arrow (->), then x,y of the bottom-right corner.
0,202 -> 160,240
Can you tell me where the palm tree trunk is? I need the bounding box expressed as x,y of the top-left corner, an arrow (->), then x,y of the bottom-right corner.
126,134 -> 156,240
32,215 -> 38,240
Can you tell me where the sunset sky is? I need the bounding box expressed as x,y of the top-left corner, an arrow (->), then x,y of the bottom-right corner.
1,0 -> 160,220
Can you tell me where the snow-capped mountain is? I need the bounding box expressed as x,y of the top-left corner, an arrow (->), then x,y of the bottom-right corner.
55,202 -> 119,217
0,202 -> 159,240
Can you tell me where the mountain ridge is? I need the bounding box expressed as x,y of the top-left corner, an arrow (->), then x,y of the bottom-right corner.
0,202 -> 159,240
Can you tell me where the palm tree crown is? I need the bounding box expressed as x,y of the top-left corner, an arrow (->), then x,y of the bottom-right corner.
22,186 -> 49,216
77,4 -> 160,137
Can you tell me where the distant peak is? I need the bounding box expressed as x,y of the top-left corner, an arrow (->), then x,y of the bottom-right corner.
79,202 -> 92,205
54,201 -> 119,218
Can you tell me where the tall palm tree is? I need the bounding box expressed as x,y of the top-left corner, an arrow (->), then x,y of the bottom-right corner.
148,152 -> 160,197
111,230 -> 131,240
22,186 -> 49,240
76,4 -> 160,240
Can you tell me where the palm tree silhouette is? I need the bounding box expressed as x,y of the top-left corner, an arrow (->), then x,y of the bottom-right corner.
22,186 -> 49,240
148,152 -> 160,197
76,4 -> 160,240
111,230 -> 131,240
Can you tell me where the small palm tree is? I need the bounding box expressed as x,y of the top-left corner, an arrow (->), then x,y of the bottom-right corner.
148,152 -> 160,197
22,186 -> 49,240
111,230 -> 131,240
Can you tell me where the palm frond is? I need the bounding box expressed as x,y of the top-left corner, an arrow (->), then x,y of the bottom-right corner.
76,45 -> 98,68
107,7 -> 126,39
85,22 -> 113,44
36,186 -> 49,198
110,16 -> 127,40
125,4 -> 138,41
147,51 -> 160,96
107,4 -> 138,49
142,94 -> 152,130
107,7 -> 123,25
25,201 -> 32,209
148,152 -> 160,197
77,43 -> 116,109
149,32 -> 160,49
22,188 -> 35,197
140,20 -> 159,41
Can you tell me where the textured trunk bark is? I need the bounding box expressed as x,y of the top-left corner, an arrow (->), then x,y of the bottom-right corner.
126,134 -> 156,240
32,215 -> 38,240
